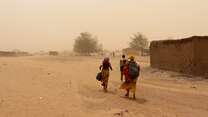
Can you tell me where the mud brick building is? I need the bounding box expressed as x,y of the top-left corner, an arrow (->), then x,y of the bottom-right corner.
150,36 -> 208,76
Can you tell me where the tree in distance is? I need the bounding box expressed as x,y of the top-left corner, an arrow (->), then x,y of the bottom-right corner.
73,32 -> 102,55
129,32 -> 149,51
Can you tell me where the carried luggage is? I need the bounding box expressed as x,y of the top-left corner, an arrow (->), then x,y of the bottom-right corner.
96,72 -> 102,81
128,61 -> 139,79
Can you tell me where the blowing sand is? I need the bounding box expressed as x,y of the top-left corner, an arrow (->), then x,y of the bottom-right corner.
0,56 -> 208,117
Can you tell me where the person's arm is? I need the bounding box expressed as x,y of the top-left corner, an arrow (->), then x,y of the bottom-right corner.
137,65 -> 140,77
99,65 -> 103,70
109,63 -> 113,71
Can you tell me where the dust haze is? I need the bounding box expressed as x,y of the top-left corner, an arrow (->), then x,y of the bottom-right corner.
0,1 -> 208,117
0,0 -> 208,52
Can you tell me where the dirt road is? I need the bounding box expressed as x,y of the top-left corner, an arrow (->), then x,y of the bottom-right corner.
0,56 -> 208,117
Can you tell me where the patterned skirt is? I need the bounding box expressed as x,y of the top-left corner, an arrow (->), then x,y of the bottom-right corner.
101,69 -> 109,85
120,79 -> 137,93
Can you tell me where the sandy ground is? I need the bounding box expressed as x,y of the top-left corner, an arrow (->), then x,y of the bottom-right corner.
0,56 -> 208,117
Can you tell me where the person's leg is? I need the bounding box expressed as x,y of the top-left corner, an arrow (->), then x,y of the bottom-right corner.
103,82 -> 108,92
102,78 -> 106,91
103,72 -> 109,92
104,85 -> 107,92
105,77 -> 109,92
133,91 -> 136,99
125,89 -> 129,97
120,72 -> 123,81
132,83 -> 136,100
101,70 -> 106,91
101,70 -> 105,86
103,83 -> 106,91
101,81 -> 104,86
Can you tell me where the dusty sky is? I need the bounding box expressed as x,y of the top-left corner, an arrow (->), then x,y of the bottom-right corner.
0,0 -> 207,52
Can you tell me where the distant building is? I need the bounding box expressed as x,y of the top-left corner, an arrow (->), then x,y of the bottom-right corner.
0,51 -> 16,57
0,51 -> 30,57
141,49 -> 150,56
150,36 -> 208,76
15,51 -> 30,56
49,51 -> 59,56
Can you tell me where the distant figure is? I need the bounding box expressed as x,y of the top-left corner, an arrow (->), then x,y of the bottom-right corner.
120,54 -> 127,81
99,57 -> 113,92
112,52 -> 115,57
120,56 -> 140,99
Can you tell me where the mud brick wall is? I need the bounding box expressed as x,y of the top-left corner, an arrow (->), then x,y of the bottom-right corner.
150,36 -> 208,76
193,37 -> 208,76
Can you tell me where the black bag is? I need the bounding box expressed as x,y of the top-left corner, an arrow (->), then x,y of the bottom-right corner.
96,72 -> 102,81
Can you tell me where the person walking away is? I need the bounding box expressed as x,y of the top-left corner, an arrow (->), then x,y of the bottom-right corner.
120,56 -> 140,99
120,61 -> 131,96
99,57 -> 113,92
128,56 -> 140,99
120,55 -> 127,81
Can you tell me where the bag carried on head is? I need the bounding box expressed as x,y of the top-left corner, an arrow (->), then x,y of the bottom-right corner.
128,61 -> 139,79
96,72 -> 102,81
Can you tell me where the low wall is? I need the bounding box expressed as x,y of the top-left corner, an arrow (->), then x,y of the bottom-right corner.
150,36 -> 208,76
150,39 -> 194,73
193,37 -> 208,75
